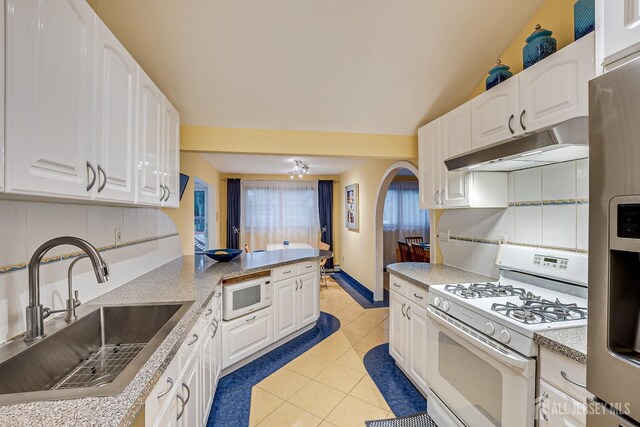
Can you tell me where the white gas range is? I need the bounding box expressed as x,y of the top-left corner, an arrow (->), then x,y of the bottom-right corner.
425,244 -> 588,427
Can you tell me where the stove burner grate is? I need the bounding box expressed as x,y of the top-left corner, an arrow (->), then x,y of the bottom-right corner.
444,282 -> 526,299
491,298 -> 588,324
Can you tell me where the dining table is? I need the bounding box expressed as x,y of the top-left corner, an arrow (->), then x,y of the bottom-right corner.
265,242 -> 314,251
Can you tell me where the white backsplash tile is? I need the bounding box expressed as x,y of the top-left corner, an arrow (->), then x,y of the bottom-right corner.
577,204 -> 589,250
0,201 -> 28,265
27,202 -> 63,256
471,242 -> 496,277
514,168 -> 542,202
457,240 -> 474,272
87,206 -> 108,248
515,206 -> 543,245
577,159 -> 589,200
492,207 -> 515,242
472,209 -> 494,241
542,204 -> 577,248
542,162 -> 576,200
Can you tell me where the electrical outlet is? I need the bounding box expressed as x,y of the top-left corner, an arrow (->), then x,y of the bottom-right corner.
115,228 -> 122,246
498,234 -> 508,245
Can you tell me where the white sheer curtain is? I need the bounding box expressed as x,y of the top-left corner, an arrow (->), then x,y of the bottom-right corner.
241,180 -> 320,251
383,181 -> 430,267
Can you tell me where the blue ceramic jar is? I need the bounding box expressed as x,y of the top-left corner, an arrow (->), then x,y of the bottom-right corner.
523,24 -> 557,69
574,0 -> 595,40
486,60 -> 513,90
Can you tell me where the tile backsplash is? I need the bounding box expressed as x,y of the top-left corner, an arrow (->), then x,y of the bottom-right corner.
0,200 -> 182,343
438,159 -> 588,278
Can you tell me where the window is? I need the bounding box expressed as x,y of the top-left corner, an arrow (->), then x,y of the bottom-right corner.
241,180 -> 320,250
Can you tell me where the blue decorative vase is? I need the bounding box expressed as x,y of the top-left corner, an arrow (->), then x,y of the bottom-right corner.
574,0 -> 595,40
523,24 -> 557,69
486,60 -> 513,90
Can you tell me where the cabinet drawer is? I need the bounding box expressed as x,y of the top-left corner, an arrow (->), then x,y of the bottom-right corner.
539,347 -> 588,403
407,283 -> 428,309
179,315 -> 206,373
389,274 -> 408,298
222,307 -> 273,368
298,260 -> 318,274
145,356 -> 179,426
273,265 -> 298,282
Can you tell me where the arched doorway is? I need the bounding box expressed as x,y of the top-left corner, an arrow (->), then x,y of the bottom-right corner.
373,161 -> 422,301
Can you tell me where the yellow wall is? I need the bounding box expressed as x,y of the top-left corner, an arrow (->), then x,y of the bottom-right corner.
218,174 -> 342,263
181,125 -> 418,158
467,0 -> 577,100
338,159 -> 415,291
163,152 -> 221,255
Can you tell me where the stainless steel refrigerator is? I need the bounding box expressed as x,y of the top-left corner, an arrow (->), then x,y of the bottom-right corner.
588,57 -> 640,426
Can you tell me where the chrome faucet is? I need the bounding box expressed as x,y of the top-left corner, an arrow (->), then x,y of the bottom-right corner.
25,237 -> 109,342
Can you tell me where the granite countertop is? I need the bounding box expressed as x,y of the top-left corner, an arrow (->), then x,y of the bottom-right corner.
387,262 -> 496,290
534,326 -> 587,365
0,249 -> 323,427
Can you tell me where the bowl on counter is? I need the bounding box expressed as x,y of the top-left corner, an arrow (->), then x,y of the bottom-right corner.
204,249 -> 243,262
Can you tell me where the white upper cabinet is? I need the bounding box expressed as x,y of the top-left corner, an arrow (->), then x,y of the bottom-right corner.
418,121 -> 441,210
471,77 -> 521,149
136,68 -> 164,205
440,103 -> 471,207
5,0 -> 95,199
162,97 -> 180,208
518,33 -> 594,133
93,19 -> 137,203
599,0 -> 640,66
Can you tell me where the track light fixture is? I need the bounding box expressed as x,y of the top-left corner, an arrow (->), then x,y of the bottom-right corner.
288,160 -> 310,179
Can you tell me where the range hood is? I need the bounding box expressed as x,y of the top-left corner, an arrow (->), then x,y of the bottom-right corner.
444,117 -> 588,172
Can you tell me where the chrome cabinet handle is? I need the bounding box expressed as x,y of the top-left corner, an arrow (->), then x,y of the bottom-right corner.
305,265 -> 312,269
182,382 -> 191,405
156,377 -> 174,399
440,189 -> 445,206
393,283 -> 401,288
508,114 -> 515,134
539,391 -> 549,421
283,270 -> 291,274
406,305 -> 411,320
414,293 -> 424,300
245,315 -> 257,322
401,303 -> 406,317
215,291 -> 222,298
300,279 -> 304,290
434,190 -> 439,205
560,371 -> 586,388
187,333 -> 199,346
176,392 -> 186,420
295,280 -> 299,291
204,308 -> 213,317
520,109 -> 527,131
86,161 -> 97,191
211,319 -> 219,338
164,185 -> 171,202
160,185 -> 166,202
97,164 -> 107,193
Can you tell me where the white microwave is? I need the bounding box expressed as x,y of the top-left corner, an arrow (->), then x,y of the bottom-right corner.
222,276 -> 271,321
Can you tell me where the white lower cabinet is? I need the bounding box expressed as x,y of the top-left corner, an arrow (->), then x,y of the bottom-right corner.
538,380 -> 587,427
222,307 -> 274,369
273,271 -> 320,343
389,275 -> 429,394
146,297 -> 222,426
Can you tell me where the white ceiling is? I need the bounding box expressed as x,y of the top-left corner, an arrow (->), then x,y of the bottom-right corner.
91,0 -> 543,135
201,153 -> 364,175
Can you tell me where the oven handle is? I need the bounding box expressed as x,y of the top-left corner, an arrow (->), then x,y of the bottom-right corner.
427,307 -> 530,371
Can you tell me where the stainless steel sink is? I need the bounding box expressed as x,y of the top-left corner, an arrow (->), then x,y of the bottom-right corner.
0,302 -> 193,405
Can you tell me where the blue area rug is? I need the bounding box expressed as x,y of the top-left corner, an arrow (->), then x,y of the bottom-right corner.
364,343 -> 428,417
331,271 -> 389,308
207,312 -> 341,427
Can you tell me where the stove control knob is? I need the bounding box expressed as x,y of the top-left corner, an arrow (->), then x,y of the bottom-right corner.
433,296 -> 441,307
442,301 -> 450,312
499,329 -> 511,344
484,322 -> 496,335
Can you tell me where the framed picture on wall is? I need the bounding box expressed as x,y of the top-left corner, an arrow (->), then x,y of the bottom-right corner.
345,183 -> 359,230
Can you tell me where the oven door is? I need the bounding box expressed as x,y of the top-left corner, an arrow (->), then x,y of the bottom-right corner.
223,279 -> 271,321
426,307 -> 535,427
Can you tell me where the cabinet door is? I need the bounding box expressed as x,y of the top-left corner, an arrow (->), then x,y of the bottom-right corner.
273,278 -> 298,342
471,77 -> 521,149
153,387 -> 179,427
179,353 -> 201,427
213,306 -> 223,385
602,1 -> 640,65
146,358 -> 179,427
408,304 -> 429,393
202,322 -> 214,423
222,308 -> 273,368
298,272 -> 320,329
137,67 -> 164,205
440,103 -> 471,207
389,292 -> 408,368
94,19 -> 137,203
538,380 -> 587,427
162,97 -> 180,207
418,121 -> 441,210
518,34 -> 594,134
5,0 -> 95,199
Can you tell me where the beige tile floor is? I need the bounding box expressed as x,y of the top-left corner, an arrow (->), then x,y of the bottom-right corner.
249,277 -> 393,427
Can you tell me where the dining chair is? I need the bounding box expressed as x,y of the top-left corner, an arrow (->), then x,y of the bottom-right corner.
318,242 -> 331,288
412,244 -> 430,263
398,242 -> 413,262
405,236 -> 424,245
